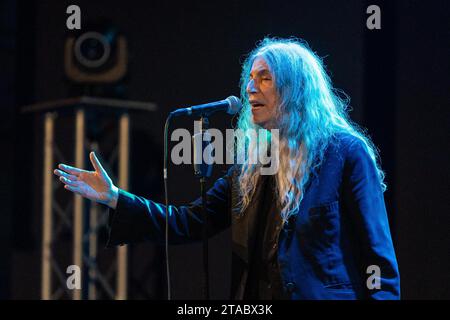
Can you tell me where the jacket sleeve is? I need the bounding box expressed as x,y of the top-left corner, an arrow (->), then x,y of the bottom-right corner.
344,138 -> 401,299
105,168 -> 234,248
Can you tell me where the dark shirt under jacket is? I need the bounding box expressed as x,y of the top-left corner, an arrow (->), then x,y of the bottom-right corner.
106,132 -> 401,299
244,174 -> 287,300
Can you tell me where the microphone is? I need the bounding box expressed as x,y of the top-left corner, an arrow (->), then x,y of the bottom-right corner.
170,96 -> 242,117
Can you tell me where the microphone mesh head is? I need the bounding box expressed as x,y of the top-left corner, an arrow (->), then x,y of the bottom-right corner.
226,96 -> 243,115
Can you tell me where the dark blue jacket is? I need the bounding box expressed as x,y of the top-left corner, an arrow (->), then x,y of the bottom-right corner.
107,132 -> 400,299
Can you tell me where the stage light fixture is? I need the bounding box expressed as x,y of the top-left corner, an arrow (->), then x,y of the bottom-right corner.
64,26 -> 128,84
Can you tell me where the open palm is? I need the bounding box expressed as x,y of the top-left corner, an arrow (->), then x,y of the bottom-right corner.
54,152 -> 118,208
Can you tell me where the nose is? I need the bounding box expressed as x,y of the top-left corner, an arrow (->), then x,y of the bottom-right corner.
246,79 -> 258,94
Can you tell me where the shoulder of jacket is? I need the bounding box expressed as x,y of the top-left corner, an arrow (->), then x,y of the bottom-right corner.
332,132 -> 366,154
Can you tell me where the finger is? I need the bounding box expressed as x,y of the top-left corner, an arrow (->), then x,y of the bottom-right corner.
59,176 -> 81,187
54,169 -> 78,181
90,152 -> 107,176
63,184 -> 83,195
58,163 -> 87,176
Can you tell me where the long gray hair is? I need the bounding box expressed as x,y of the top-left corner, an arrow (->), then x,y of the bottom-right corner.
235,37 -> 386,224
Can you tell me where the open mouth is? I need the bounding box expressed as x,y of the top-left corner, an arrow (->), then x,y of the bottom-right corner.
250,101 -> 265,108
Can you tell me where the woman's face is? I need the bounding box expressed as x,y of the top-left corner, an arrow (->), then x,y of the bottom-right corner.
246,56 -> 278,129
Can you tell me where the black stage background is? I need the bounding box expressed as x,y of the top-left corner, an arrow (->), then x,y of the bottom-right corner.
0,0 -> 448,299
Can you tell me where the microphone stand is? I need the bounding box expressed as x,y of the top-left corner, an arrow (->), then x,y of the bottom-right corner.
192,115 -> 213,300
166,97 -> 241,300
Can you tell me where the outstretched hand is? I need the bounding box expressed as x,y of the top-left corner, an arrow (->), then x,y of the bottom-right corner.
54,152 -> 119,209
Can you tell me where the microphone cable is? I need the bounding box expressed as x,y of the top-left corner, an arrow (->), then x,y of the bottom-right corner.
163,113 -> 173,300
